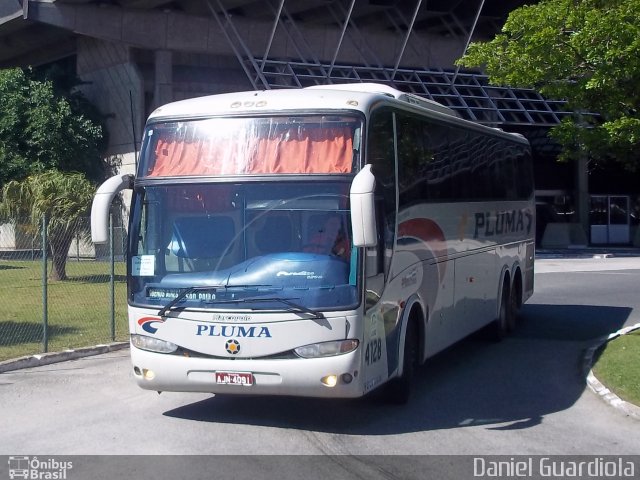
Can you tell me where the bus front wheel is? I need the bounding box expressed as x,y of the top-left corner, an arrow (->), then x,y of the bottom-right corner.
384,320 -> 418,405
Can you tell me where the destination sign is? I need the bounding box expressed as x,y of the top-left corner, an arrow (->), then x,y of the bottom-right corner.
146,288 -> 216,301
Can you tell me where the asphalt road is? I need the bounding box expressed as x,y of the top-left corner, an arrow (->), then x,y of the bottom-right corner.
1,257 -> 639,473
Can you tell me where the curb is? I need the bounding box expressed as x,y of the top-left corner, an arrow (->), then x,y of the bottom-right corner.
0,342 -> 129,374
583,323 -> 640,420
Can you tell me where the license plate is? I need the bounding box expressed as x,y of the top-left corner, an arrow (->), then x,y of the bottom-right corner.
215,371 -> 254,386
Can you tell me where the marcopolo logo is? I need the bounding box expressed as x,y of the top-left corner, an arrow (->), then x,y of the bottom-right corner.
8,456 -> 73,480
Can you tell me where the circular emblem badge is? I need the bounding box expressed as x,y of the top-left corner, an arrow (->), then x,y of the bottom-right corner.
225,339 -> 241,355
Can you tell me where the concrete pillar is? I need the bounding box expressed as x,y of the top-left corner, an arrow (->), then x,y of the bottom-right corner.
154,50 -> 173,109
76,37 -> 144,174
576,155 -> 590,244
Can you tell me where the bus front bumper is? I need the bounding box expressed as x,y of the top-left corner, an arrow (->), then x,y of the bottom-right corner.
130,345 -> 365,398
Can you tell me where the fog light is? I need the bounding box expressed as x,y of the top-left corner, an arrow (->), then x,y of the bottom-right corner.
341,373 -> 353,384
133,366 -> 141,376
321,375 -> 338,387
143,368 -> 155,380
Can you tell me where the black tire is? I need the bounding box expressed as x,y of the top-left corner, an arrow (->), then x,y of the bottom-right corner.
507,277 -> 521,332
383,321 -> 418,405
490,281 -> 510,342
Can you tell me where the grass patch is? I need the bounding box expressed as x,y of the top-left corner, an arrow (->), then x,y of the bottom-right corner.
0,258 -> 128,361
592,330 -> 640,406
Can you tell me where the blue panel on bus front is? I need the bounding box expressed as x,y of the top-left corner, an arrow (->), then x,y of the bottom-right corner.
159,253 -> 349,289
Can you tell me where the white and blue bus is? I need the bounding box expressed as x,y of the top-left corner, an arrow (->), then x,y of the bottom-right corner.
91,83 -> 534,403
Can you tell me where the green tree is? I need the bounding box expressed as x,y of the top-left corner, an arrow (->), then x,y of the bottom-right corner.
457,0 -> 640,169
0,68 -> 106,188
0,170 -> 95,281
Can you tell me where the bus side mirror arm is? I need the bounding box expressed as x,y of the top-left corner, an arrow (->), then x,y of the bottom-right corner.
91,174 -> 134,244
350,164 -> 377,247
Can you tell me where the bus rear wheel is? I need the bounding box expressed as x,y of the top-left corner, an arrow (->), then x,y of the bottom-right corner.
490,280 -> 510,341
507,276 -> 522,332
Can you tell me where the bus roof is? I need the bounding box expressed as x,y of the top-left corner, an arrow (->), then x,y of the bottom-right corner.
148,83 -> 459,121
306,83 -> 459,117
147,83 -> 527,145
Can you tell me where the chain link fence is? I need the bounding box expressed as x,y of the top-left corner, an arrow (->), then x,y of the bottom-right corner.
0,216 -> 128,362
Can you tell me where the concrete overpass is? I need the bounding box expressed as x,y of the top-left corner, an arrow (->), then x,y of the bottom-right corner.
1,0 -> 563,166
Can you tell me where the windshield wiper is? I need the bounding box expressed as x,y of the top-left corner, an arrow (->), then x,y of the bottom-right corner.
209,297 -> 325,320
258,297 -> 326,320
157,285 -> 223,317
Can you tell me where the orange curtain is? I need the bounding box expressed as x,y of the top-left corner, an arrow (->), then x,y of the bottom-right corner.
147,127 -> 353,177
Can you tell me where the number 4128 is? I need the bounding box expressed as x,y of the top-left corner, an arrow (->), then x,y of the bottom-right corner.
365,338 -> 382,365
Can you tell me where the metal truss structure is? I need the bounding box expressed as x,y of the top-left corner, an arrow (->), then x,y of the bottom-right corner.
253,60 -> 574,127
208,0 -> 575,127
4,0 -> 579,128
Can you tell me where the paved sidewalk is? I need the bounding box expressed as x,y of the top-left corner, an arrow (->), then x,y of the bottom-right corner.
536,247 -> 640,273
0,342 -> 128,374
537,247 -> 640,259
536,256 -> 640,273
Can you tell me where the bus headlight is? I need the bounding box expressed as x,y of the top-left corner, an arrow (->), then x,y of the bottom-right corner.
294,339 -> 359,358
131,334 -> 178,354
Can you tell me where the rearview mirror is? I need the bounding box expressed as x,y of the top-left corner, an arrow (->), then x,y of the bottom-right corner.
91,174 -> 134,244
350,164 -> 377,247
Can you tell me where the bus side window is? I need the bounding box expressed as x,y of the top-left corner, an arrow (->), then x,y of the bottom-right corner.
397,114 -> 450,203
368,108 -> 396,279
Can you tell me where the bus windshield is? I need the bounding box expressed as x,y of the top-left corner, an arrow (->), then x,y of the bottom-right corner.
139,115 -> 360,177
129,181 -> 359,312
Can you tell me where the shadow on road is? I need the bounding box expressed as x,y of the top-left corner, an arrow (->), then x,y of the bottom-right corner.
164,303 -> 631,435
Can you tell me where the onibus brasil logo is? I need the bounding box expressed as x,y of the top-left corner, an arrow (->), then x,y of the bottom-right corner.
8,456 -> 73,479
